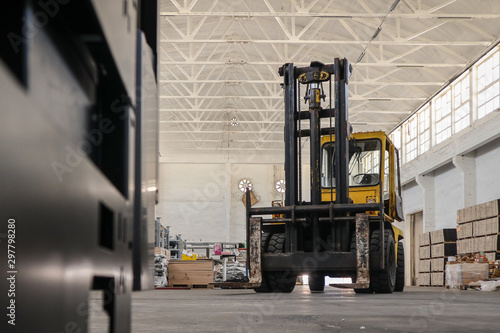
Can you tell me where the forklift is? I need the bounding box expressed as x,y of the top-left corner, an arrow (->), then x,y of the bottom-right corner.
217,59 -> 405,293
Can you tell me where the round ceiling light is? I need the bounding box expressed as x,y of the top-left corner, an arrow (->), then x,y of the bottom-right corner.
238,178 -> 253,192
275,179 -> 286,193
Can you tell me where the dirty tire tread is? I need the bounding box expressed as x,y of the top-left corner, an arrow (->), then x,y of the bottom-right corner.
267,233 -> 296,293
394,241 -> 405,292
370,230 -> 396,294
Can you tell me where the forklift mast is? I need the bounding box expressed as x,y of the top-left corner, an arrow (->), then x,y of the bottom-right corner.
214,59 -> 403,294
281,59 -> 352,208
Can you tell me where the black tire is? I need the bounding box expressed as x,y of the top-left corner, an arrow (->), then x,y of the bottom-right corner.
350,234 -> 373,294
267,233 -> 297,293
370,229 -> 396,294
254,232 -> 272,293
308,274 -> 325,292
394,241 -> 405,292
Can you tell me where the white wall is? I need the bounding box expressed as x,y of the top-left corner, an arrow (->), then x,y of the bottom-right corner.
157,157 -> 316,243
476,138 -> 500,203
402,180 -> 423,216
433,163 -> 462,229
157,162 -> 288,243
157,163 -> 228,242
227,164 -> 285,242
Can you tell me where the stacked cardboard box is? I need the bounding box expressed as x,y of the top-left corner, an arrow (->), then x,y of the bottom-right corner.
445,262 -> 489,289
429,229 -> 457,286
418,232 -> 431,286
155,247 -> 170,256
457,200 -> 500,262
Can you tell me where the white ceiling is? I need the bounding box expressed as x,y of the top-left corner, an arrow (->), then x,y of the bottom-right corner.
158,0 -> 500,158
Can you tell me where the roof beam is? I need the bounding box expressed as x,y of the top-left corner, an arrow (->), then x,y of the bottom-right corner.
160,39 -> 490,46
159,79 -> 443,86
160,12 -> 500,19
160,108 -> 412,114
159,95 -> 425,101
161,147 -> 285,151
161,120 -> 285,124
159,61 -> 464,67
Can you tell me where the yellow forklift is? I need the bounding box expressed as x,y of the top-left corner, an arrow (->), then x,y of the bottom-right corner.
217,59 -> 405,293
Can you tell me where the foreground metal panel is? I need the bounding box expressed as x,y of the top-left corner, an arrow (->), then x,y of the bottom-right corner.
0,1 -> 158,332
134,31 -> 159,291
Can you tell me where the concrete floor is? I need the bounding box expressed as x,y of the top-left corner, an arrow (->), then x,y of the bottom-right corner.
128,285 -> 500,333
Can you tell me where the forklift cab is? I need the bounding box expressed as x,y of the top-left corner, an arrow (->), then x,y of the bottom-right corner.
321,131 -> 404,223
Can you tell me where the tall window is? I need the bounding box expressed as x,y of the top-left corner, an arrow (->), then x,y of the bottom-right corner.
434,88 -> 452,144
404,114 -> 418,162
418,105 -> 431,154
391,127 -> 402,151
477,49 -> 500,119
390,46 -> 500,166
454,73 -> 471,132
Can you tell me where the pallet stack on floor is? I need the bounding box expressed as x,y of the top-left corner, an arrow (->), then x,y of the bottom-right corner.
418,229 -> 457,286
429,229 -> 457,286
418,232 -> 431,286
168,259 -> 215,289
457,200 -> 500,262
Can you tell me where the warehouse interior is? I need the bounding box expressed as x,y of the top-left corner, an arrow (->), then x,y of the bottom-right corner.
1,0 -> 500,332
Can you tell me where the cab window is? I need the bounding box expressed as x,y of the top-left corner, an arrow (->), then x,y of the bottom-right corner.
321,139 -> 382,188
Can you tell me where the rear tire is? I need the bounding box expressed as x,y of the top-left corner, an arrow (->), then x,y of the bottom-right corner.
394,241 -> 405,292
267,233 -> 297,293
370,230 -> 396,294
308,274 -> 325,292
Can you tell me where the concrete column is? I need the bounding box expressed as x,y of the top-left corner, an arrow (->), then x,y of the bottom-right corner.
416,172 -> 435,233
225,162 -> 232,242
452,153 -> 476,209
404,214 -> 412,287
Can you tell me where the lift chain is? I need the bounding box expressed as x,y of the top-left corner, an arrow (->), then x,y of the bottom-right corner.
329,77 -> 333,202
298,81 -> 302,203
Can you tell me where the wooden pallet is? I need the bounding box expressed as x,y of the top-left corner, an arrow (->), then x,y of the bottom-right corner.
445,285 -> 468,290
156,286 -> 191,290
169,284 -> 214,289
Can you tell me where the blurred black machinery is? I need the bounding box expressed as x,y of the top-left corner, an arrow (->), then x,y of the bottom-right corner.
0,1 -> 159,332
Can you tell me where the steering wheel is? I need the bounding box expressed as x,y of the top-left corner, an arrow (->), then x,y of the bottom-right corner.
352,173 -> 378,185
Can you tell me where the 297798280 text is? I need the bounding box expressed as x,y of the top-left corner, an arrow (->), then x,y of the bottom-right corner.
6,219 -> 16,326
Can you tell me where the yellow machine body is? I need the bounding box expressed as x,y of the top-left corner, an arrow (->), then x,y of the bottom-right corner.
320,131 -> 404,252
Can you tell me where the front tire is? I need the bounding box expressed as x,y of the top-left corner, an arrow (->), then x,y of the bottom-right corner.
394,241 -> 405,292
266,233 -> 297,293
370,229 -> 396,294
